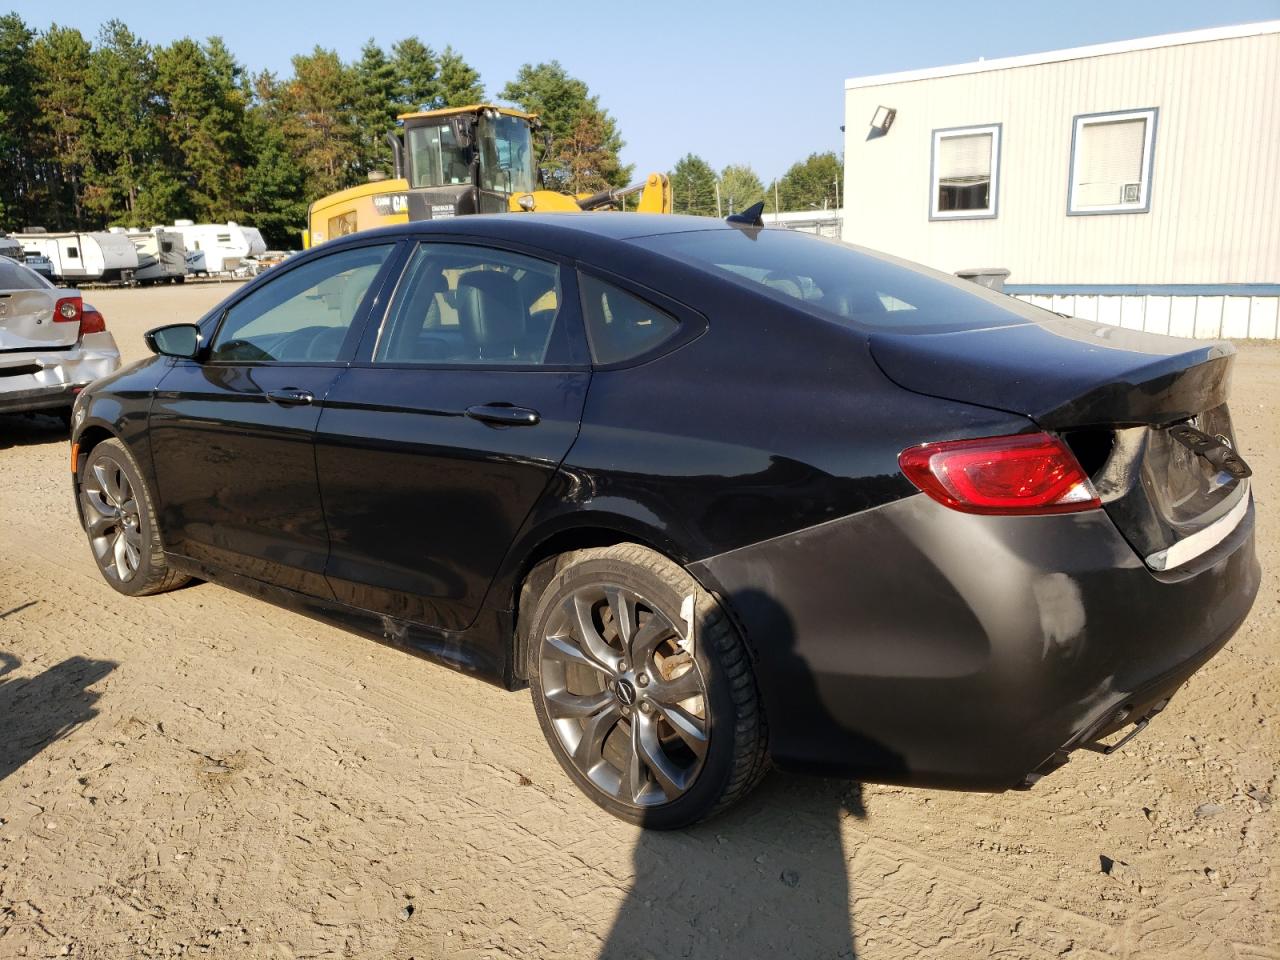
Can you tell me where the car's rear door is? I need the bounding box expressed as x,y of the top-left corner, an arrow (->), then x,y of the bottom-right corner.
314,239 -> 590,631
148,240 -> 400,595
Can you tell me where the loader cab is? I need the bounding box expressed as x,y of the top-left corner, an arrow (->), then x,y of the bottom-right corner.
401,105 -> 539,216
303,105 -> 541,249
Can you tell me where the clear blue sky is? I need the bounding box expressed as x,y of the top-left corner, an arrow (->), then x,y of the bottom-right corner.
9,0 -> 1279,181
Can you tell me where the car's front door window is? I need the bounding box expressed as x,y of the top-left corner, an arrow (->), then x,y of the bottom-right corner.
372,243 -> 565,366
209,244 -> 394,363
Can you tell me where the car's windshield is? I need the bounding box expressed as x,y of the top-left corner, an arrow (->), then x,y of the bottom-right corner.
406,122 -> 472,188
636,228 -> 1027,334
477,114 -> 535,195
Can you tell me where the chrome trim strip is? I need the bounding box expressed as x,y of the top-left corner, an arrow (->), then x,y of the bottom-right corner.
1146,482 -> 1251,571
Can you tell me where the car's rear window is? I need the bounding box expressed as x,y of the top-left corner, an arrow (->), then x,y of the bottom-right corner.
0,258 -> 51,290
634,228 -> 1026,334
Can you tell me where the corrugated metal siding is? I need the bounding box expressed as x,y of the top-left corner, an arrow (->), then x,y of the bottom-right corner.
1013,293 -> 1280,338
842,31 -> 1280,285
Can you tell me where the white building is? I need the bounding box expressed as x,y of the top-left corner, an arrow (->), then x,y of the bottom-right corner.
842,20 -> 1280,339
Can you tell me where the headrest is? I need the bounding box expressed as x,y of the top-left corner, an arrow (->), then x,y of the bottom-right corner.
456,272 -> 526,355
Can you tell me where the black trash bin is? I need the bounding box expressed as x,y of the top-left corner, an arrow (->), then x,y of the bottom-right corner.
955,267 -> 1010,293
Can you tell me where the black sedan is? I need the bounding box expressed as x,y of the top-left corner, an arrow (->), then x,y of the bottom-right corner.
70,214 -> 1260,828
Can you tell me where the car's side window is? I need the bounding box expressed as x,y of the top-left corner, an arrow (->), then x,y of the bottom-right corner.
373,243 -> 562,365
209,244 -> 394,363
579,274 -> 679,366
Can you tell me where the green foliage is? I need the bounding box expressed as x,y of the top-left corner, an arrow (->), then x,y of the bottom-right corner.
669,153 -> 717,216
0,13 -> 38,226
354,39 -> 399,176
154,36 -> 250,223
718,163 -> 765,215
499,60 -> 630,192
436,46 -> 483,107
84,20 -> 166,222
0,14 -> 838,249
771,151 -> 844,211
276,46 -> 361,200
390,37 -> 438,111
29,25 -> 94,227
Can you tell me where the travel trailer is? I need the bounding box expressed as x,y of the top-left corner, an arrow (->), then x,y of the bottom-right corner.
114,227 -> 187,284
169,220 -> 267,275
14,230 -> 139,283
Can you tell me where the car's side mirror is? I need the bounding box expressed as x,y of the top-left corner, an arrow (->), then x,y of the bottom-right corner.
145,323 -> 202,359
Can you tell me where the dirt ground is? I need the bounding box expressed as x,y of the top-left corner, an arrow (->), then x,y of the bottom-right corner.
1,284 -> 1276,959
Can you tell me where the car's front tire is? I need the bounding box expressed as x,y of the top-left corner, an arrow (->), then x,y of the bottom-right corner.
79,438 -> 189,597
528,544 -> 768,828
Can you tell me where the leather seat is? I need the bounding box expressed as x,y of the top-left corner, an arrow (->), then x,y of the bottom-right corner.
456,272 -> 527,361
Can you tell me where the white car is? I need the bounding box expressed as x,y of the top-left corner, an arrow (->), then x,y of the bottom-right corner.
0,257 -> 120,421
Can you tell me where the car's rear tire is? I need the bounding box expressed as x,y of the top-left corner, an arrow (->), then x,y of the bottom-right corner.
527,544 -> 768,828
79,437 -> 189,597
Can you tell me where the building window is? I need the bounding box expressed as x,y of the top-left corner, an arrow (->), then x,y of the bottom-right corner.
930,124 -> 1000,220
1068,108 -> 1157,215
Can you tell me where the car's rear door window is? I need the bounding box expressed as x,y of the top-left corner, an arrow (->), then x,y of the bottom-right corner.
579,274 -> 680,365
209,243 -> 394,363
372,243 -> 567,365
636,228 -> 1025,334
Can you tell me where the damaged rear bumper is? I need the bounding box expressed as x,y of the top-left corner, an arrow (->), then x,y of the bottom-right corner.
0,333 -> 120,414
689,492 -> 1260,791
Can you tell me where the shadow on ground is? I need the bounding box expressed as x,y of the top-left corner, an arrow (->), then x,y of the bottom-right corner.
0,412 -> 69,451
0,652 -> 117,783
600,586 -> 891,959
601,774 -> 864,959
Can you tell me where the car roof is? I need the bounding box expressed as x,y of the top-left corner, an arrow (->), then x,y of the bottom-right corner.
318,214 -> 743,277
331,213 -> 733,249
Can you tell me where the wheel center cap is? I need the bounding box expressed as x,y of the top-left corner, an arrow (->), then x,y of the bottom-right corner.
613,678 -> 637,706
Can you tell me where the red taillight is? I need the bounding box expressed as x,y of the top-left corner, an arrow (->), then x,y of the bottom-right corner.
80,305 -> 107,335
898,432 -> 1101,516
54,295 -> 83,324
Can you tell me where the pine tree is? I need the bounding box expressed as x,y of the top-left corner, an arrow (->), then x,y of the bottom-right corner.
669,153 -> 718,216
354,39 -> 399,176
276,47 -> 361,199
30,25 -> 94,228
436,46 -> 483,106
0,14 -> 39,228
85,20 -> 171,224
500,61 -> 630,191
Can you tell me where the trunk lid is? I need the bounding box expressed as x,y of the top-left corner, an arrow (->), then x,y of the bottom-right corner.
870,315 -> 1250,569
0,289 -> 79,352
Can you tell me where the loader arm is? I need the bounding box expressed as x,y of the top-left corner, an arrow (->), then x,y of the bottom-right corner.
508,173 -> 672,214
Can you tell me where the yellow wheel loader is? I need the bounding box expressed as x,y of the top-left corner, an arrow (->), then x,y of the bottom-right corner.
304,104 -> 671,248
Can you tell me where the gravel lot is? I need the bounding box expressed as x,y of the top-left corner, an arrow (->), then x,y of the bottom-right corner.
1,284 -> 1276,959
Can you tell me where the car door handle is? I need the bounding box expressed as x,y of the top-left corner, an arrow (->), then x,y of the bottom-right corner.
465,403 -> 541,426
266,388 -> 315,406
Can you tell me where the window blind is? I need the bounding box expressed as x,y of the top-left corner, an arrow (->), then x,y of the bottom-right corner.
1075,118 -> 1146,206
936,133 -> 992,185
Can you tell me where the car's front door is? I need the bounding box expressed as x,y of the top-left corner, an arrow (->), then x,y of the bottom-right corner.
314,240 -> 590,631
149,241 -> 399,595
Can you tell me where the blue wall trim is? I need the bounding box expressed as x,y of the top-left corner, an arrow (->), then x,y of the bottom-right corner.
1004,284 -> 1280,297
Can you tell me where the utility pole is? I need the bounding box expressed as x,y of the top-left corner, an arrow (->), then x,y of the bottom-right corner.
714,180 -> 722,218
774,180 -> 780,217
